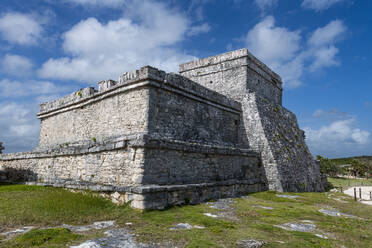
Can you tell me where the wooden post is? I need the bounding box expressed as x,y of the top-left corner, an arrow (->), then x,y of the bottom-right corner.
340,186 -> 343,193
359,188 -> 362,199
354,188 -> 357,201
370,191 -> 371,200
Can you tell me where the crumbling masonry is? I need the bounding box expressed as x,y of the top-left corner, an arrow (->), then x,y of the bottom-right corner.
0,49 -> 324,209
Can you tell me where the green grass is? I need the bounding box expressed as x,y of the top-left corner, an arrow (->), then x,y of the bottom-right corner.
0,183 -> 371,247
328,177 -> 372,188
1,228 -> 83,248
0,184 -> 129,228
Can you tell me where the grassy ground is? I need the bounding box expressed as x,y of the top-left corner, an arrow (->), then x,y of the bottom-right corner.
0,182 -> 371,248
328,177 -> 372,188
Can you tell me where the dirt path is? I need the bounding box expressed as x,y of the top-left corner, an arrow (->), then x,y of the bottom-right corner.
344,186 -> 372,206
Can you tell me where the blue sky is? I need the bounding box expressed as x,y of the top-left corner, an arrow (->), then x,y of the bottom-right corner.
0,0 -> 370,158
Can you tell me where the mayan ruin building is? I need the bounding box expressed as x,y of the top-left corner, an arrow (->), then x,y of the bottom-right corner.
0,49 -> 325,209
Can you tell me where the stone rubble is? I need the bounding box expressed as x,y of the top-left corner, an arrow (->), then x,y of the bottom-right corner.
62,221 -> 115,232
236,239 -> 266,248
253,205 -> 274,210
169,223 -> 205,230
318,209 -> 358,218
1,226 -> 34,238
70,229 -> 159,248
275,194 -> 300,199
203,213 -> 219,218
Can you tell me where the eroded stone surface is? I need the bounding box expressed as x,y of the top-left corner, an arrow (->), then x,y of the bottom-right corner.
169,223 -> 205,230
253,205 -> 274,210
237,239 -> 266,248
276,194 -> 300,199
62,221 -> 115,232
203,213 -> 218,218
318,209 -> 357,218
70,228 -> 159,248
206,198 -> 234,210
275,222 -> 316,232
1,227 -> 34,238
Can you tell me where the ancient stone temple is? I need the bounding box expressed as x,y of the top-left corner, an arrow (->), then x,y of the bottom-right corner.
0,49 -> 324,209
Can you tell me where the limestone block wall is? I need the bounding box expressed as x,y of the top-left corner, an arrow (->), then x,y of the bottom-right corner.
38,85 -> 150,149
147,75 -> 241,146
0,138 -> 144,186
241,93 -> 323,192
0,65 -> 267,209
179,49 -> 324,192
38,66 -> 242,150
140,140 -> 262,185
179,48 -> 283,105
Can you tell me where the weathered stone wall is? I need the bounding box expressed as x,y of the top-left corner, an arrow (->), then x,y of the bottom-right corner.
0,48 -> 325,209
148,85 -> 240,147
0,137 -> 145,186
241,93 -> 323,191
179,49 -> 324,192
38,87 -> 150,149
38,66 -> 242,149
179,48 -> 283,105
0,135 -> 265,209
0,65 -> 268,209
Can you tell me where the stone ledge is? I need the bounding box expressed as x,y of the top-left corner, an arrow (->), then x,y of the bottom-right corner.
23,178 -> 263,193
179,48 -> 282,83
0,134 -> 258,161
38,66 -> 241,117
21,179 -> 267,209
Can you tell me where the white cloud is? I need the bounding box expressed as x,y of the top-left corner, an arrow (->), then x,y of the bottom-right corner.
245,16 -> 303,88
39,0 -> 195,83
0,79 -> 73,98
246,16 -> 300,64
254,0 -> 278,13
187,23 -> 210,36
302,0 -> 344,11
308,20 -> 346,71
308,20 -> 346,47
64,0 -> 125,7
245,17 -> 346,88
0,102 -> 40,153
304,118 -> 370,157
1,54 -> 33,77
309,46 -> 339,71
312,109 -> 348,119
0,12 -> 43,45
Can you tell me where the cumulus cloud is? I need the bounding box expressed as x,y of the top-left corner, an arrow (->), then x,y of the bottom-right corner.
0,79 -> 73,98
187,23 -> 210,36
0,12 -> 43,45
38,0 -> 195,83
246,16 -> 300,64
64,0 -> 125,7
1,54 -> 33,77
302,0 -> 344,11
308,20 -> 346,47
245,16 -> 303,88
304,118 -> 370,157
245,17 -> 346,88
305,119 -> 369,144
312,109 -> 349,119
254,0 -> 278,14
0,102 -> 40,153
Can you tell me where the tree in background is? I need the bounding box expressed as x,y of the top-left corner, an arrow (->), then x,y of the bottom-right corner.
351,159 -> 369,178
316,155 -> 343,177
0,142 -> 3,154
